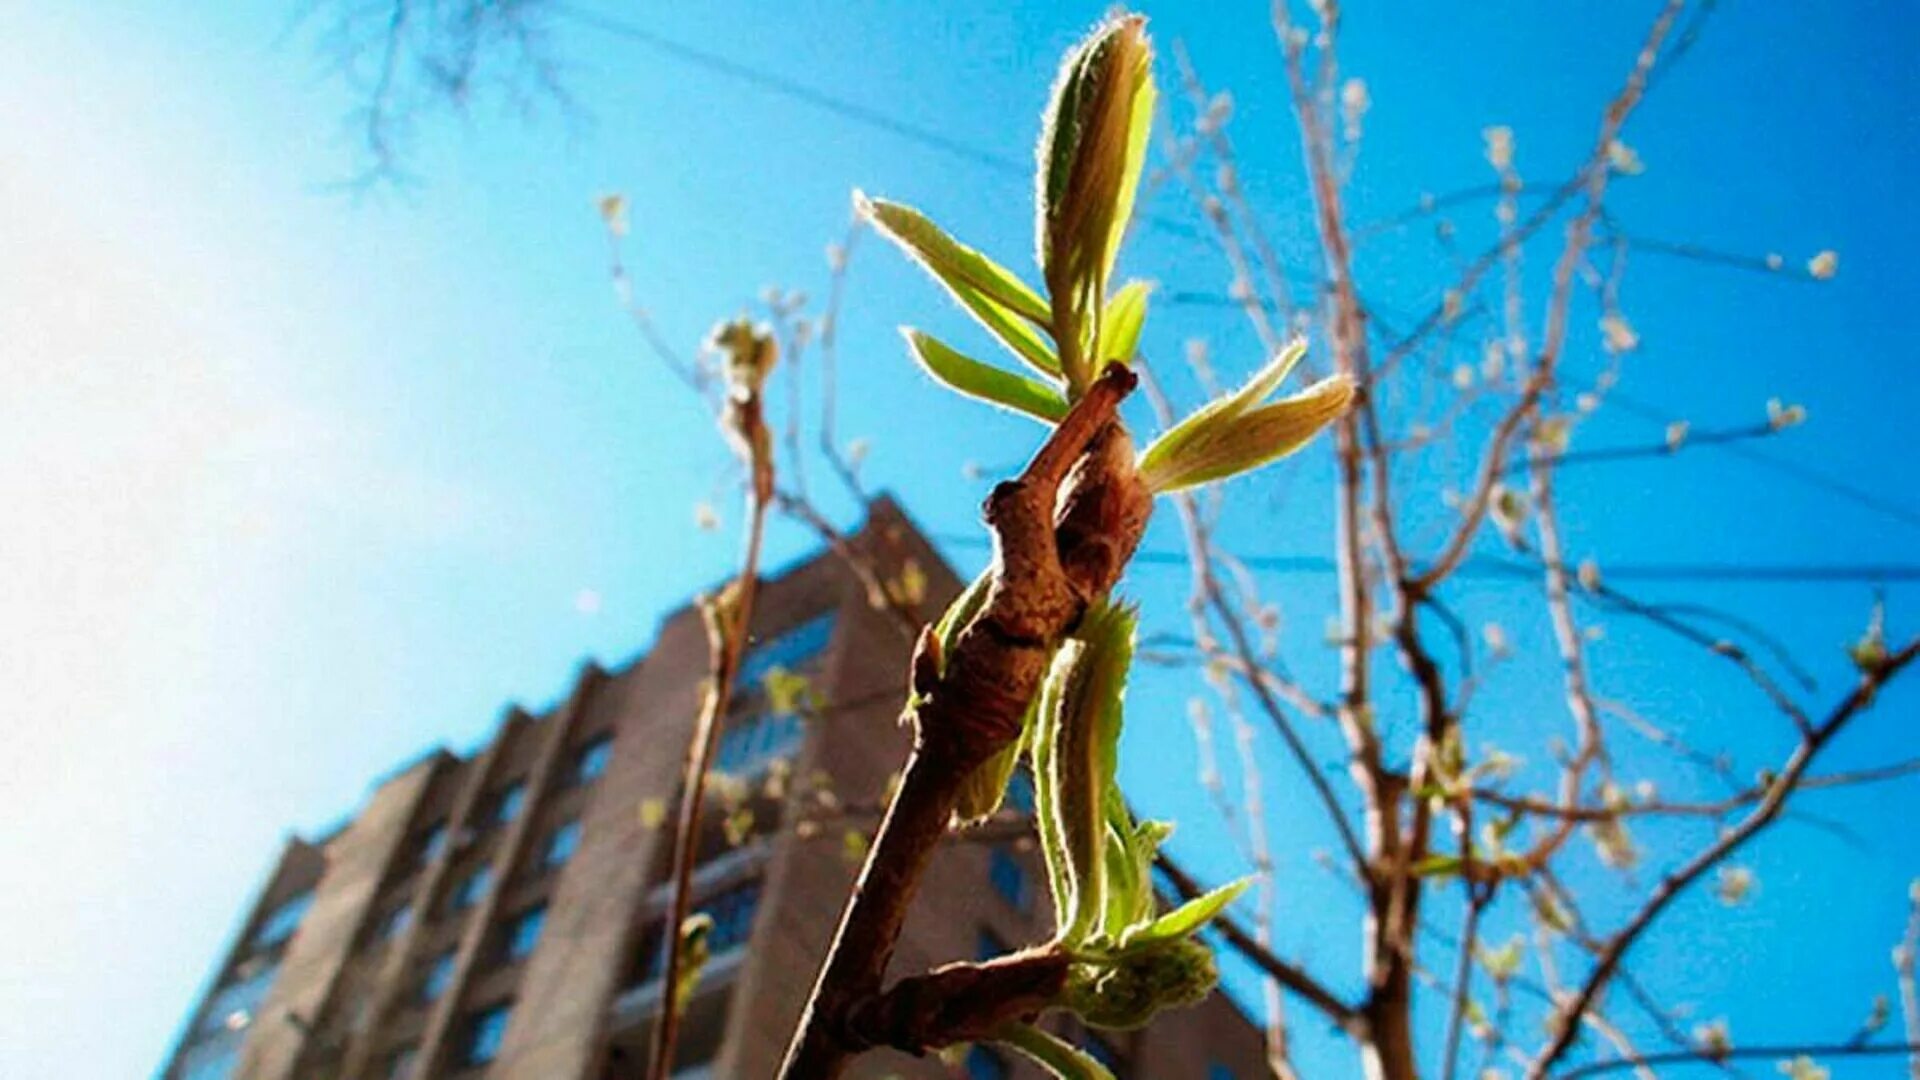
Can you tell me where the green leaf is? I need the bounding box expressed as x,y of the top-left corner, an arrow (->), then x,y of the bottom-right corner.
1411,854 -> 1464,879
1100,799 -> 1139,936
1098,280 -> 1152,368
1123,818 -> 1172,926
1043,601 -> 1138,944
997,1023 -> 1117,1080
1029,643 -> 1076,934
955,736 -> 1025,825
1136,341 -> 1304,483
860,195 -> 1060,377
1035,16 -> 1154,286
1118,877 -> 1249,953
933,569 -> 994,665
1102,69 -> 1156,286
903,330 -> 1069,424
1099,795 -> 1170,936
1137,351 -> 1355,493
1033,16 -> 1155,391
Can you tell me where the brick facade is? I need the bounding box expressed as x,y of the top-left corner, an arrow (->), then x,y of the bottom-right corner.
161,499 -> 1269,1080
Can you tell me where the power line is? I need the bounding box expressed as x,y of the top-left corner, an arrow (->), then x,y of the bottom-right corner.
556,4 -> 1920,537
930,534 -> 1920,585
554,4 -> 1027,178
551,4 -> 1208,244
1604,391 -> 1920,531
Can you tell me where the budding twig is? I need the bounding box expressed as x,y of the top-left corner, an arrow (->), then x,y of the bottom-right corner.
780,365 -> 1146,1078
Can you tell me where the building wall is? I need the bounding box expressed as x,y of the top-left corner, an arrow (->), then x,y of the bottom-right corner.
162,498 -> 1272,1080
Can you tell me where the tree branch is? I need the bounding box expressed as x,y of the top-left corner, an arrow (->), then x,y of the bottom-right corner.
1527,639 -> 1920,1077
780,365 -> 1149,1079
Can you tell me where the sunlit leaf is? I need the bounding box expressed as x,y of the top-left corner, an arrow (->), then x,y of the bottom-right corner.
1035,15 -> 1156,389
1099,280 -> 1153,368
1138,359 -> 1355,493
903,331 -> 1069,424
860,195 -> 1060,376
1118,877 -> 1249,953
1038,600 -> 1137,944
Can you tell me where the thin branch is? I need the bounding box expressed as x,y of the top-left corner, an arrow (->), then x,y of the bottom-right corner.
1527,639 -> 1920,1078
1556,1041 -> 1920,1079
649,345 -> 778,1079
1157,855 -> 1363,1033
1898,882 -> 1920,1079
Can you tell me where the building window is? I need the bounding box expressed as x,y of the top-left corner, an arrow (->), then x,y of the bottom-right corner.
735,612 -> 837,689
415,820 -> 448,866
635,879 -> 763,985
451,867 -> 492,911
542,819 -> 582,870
177,1035 -> 242,1080
251,890 -> 314,949
713,711 -> 804,777
1005,768 -> 1035,814
197,962 -> 279,1036
421,950 -> 457,1003
1084,1032 -> 1126,1077
504,905 -> 546,962
385,1045 -> 418,1079
707,878 -> 763,954
575,733 -> 614,783
377,903 -> 413,942
965,1044 -> 1011,1080
493,781 -> 526,826
459,1002 -> 512,1067
988,847 -> 1029,911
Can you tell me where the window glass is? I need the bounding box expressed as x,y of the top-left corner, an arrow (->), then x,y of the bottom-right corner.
461,1003 -> 512,1066
378,904 -> 413,941
421,950 -> 456,1002
988,847 -> 1029,910
506,905 -> 547,961
706,878 -> 763,954
177,1033 -> 242,1080
575,733 -> 613,783
197,962 -> 279,1035
1084,1033 -> 1126,1077
543,819 -> 582,869
735,612 -> 836,688
386,1046 -> 418,1079
1004,768 -> 1035,814
416,820 -> 448,865
494,781 -> 526,825
636,879 -> 762,984
713,711 -> 804,777
452,867 -> 491,911
252,891 -> 314,948
965,1044 -> 1011,1080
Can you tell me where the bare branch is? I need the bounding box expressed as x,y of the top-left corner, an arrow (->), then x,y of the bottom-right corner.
1527,639 -> 1920,1077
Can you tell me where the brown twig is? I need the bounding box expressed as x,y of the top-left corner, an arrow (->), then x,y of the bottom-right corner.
779,365 -> 1148,1078
649,324 -> 780,1079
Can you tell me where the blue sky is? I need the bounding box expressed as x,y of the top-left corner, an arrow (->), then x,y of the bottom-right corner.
4,3 -> 1917,1077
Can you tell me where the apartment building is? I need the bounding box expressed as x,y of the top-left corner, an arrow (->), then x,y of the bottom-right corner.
160,498 -> 1268,1080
